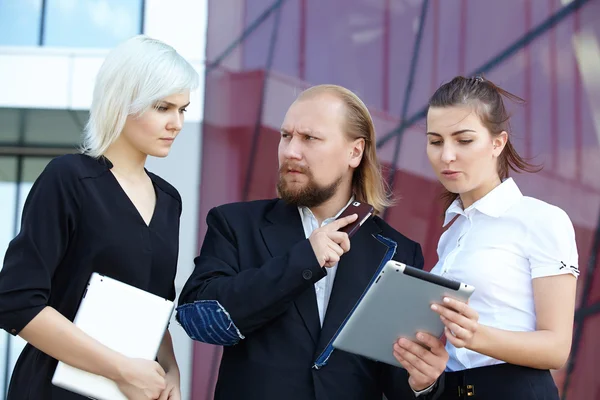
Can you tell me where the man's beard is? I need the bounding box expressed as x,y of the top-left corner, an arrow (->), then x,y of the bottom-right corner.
277,164 -> 342,208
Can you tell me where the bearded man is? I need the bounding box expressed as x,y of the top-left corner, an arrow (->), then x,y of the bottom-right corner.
178,85 -> 447,400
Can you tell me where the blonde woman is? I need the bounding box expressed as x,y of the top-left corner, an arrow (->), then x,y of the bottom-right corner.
0,35 -> 199,400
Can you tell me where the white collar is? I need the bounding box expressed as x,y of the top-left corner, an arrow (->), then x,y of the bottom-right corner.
443,178 -> 523,226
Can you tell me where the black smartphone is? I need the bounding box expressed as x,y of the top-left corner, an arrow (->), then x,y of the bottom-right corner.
336,201 -> 374,238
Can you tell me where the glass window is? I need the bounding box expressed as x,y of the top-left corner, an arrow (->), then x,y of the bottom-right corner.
0,109 -> 22,143
0,0 -> 43,46
43,0 -> 143,48
0,157 -> 17,263
0,108 -> 86,147
24,109 -> 86,146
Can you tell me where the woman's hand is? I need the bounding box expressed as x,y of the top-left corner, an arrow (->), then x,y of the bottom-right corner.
115,358 -> 166,399
158,367 -> 181,400
431,297 -> 480,349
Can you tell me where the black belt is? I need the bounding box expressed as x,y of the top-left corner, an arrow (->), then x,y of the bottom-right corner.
441,363 -> 557,400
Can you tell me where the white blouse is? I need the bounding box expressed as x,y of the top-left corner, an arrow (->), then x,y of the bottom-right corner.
431,178 -> 579,371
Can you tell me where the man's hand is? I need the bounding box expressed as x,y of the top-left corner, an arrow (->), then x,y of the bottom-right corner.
393,332 -> 448,392
309,214 -> 358,268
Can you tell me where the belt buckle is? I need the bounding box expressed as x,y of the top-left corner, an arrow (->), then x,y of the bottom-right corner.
458,384 -> 475,397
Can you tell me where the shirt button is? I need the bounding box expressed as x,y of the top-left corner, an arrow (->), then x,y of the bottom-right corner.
302,269 -> 313,280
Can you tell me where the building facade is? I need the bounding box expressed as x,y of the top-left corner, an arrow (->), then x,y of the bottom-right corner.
194,1 -> 600,399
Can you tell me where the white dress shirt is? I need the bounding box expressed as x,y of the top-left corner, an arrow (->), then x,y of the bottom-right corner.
298,197 -> 354,326
431,178 -> 579,371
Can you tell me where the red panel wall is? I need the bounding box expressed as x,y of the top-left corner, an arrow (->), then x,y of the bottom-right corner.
191,1 -> 600,398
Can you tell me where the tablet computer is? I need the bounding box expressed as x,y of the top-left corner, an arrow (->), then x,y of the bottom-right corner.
332,260 -> 475,368
52,273 -> 174,400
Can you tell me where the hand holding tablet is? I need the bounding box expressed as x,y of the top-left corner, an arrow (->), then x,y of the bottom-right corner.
332,260 -> 475,368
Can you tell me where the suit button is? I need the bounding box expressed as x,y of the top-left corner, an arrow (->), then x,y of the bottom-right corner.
10,328 -> 16,334
302,269 -> 313,280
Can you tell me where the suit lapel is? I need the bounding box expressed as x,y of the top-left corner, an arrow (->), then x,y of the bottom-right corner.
316,217 -> 387,354
260,200 -> 321,345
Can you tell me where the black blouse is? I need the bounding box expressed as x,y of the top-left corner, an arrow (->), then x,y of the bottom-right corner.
0,154 -> 181,399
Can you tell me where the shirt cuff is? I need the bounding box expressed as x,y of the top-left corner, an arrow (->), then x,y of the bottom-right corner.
412,381 -> 436,397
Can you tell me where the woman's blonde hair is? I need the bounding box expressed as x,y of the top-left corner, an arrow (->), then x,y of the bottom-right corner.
297,84 -> 393,215
82,35 -> 200,157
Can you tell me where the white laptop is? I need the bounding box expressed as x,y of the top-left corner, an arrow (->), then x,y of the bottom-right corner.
52,272 -> 175,400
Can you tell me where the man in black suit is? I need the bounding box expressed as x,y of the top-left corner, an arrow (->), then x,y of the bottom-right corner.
177,84 -> 448,399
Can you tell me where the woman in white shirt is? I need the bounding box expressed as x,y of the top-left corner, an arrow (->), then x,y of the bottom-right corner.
399,76 -> 578,399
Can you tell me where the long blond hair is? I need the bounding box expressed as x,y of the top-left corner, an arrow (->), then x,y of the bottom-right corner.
298,84 -> 393,215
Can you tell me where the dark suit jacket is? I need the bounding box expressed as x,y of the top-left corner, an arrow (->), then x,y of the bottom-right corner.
179,199 -> 442,400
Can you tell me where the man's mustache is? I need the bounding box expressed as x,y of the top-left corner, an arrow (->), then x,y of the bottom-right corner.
279,162 -> 309,175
